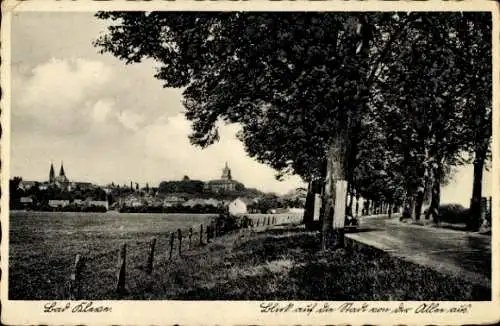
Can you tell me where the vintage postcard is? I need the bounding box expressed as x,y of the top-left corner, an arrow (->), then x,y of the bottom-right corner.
1,0 -> 499,325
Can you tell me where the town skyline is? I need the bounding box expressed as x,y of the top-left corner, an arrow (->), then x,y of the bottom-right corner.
13,159 -> 294,194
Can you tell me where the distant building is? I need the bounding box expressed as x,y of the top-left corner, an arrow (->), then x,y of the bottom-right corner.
122,194 -> 143,207
204,198 -> 221,207
19,197 -> 33,208
228,197 -> 252,215
48,199 -> 70,208
182,198 -> 206,207
18,181 -> 37,191
20,196 -> 33,203
71,182 -> 94,191
204,162 -> 243,193
86,200 -> 109,210
162,196 -> 185,207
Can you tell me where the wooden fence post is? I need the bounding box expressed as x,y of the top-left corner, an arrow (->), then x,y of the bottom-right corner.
199,224 -> 204,245
69,254 -> 84,300
116,243 -> 126,294
177,229 -> 182,256
206,223 -> 211,243
188,227 -> 193,249
213,220 -> 217,238
256,219 -> 260,227
169,232 -> 174,260
146,238 -> 156,274
267,216 -> 270,226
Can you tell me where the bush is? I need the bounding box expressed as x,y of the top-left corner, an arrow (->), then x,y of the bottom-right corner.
438,204 -> 469,224
214,213 -> 252,236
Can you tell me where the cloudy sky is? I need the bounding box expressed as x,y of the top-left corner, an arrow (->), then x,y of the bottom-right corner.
10,12 -> 491,203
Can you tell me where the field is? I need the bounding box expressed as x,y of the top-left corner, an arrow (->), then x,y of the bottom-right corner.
8,211 -> 297,300
9,211 -> 220,299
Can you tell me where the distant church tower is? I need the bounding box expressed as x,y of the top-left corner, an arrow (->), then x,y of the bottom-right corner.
49,162 -> 55,183
59,161 -> 66,178
221,162 -> 232,180
49,161 -> 69,187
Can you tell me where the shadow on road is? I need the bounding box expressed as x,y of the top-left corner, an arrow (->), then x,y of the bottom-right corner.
345,227 -> 383,233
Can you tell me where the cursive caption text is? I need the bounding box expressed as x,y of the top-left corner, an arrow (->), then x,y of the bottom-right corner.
260,302 -> 473,315
43,301 -> 112,313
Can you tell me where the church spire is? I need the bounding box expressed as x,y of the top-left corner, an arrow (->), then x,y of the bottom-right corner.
59,161 -> 65,177
221,162 -> 232,180
49,162 -> 55,183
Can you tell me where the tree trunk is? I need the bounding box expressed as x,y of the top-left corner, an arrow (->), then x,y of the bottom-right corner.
355,193 -> 360,217
423,176 -> 433,220
303,181 -> 315,229
426,160 -> 443,224
402,190 -> 415,219
321,134 -> 347,250
414,188 -> 424,221
468,151 -> 486,231
347,186 -> 354,217
414,163 -> 428,221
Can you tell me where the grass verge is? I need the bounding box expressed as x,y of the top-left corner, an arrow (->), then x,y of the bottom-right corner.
74,225 -> 490,300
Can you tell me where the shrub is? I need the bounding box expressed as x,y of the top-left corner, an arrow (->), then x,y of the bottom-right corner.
438,204 -> 469,224
214,213 -> 252,235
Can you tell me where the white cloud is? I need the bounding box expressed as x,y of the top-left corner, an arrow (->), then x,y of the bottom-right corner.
118,110 -> 146,131
13,58 -> 115,135
19,58 -> 113,111
92,99 -> 114,123
133,114 -> 305,193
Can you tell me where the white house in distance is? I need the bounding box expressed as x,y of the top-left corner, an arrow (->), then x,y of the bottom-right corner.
228,197 -> 253,215
48,199 -> 70,208
86,199 -> 109,210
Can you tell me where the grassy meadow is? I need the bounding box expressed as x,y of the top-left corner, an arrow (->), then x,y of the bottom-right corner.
8,211 -> 487,301
8,211 -> 297,300
9,211 -> 218,299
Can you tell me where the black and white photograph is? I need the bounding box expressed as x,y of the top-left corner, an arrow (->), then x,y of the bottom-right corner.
1,0 -> 498,325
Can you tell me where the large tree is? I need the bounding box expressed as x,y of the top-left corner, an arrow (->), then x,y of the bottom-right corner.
95,12 -> 393,248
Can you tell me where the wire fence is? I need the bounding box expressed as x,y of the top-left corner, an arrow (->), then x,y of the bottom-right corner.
65,214 -> 301,299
